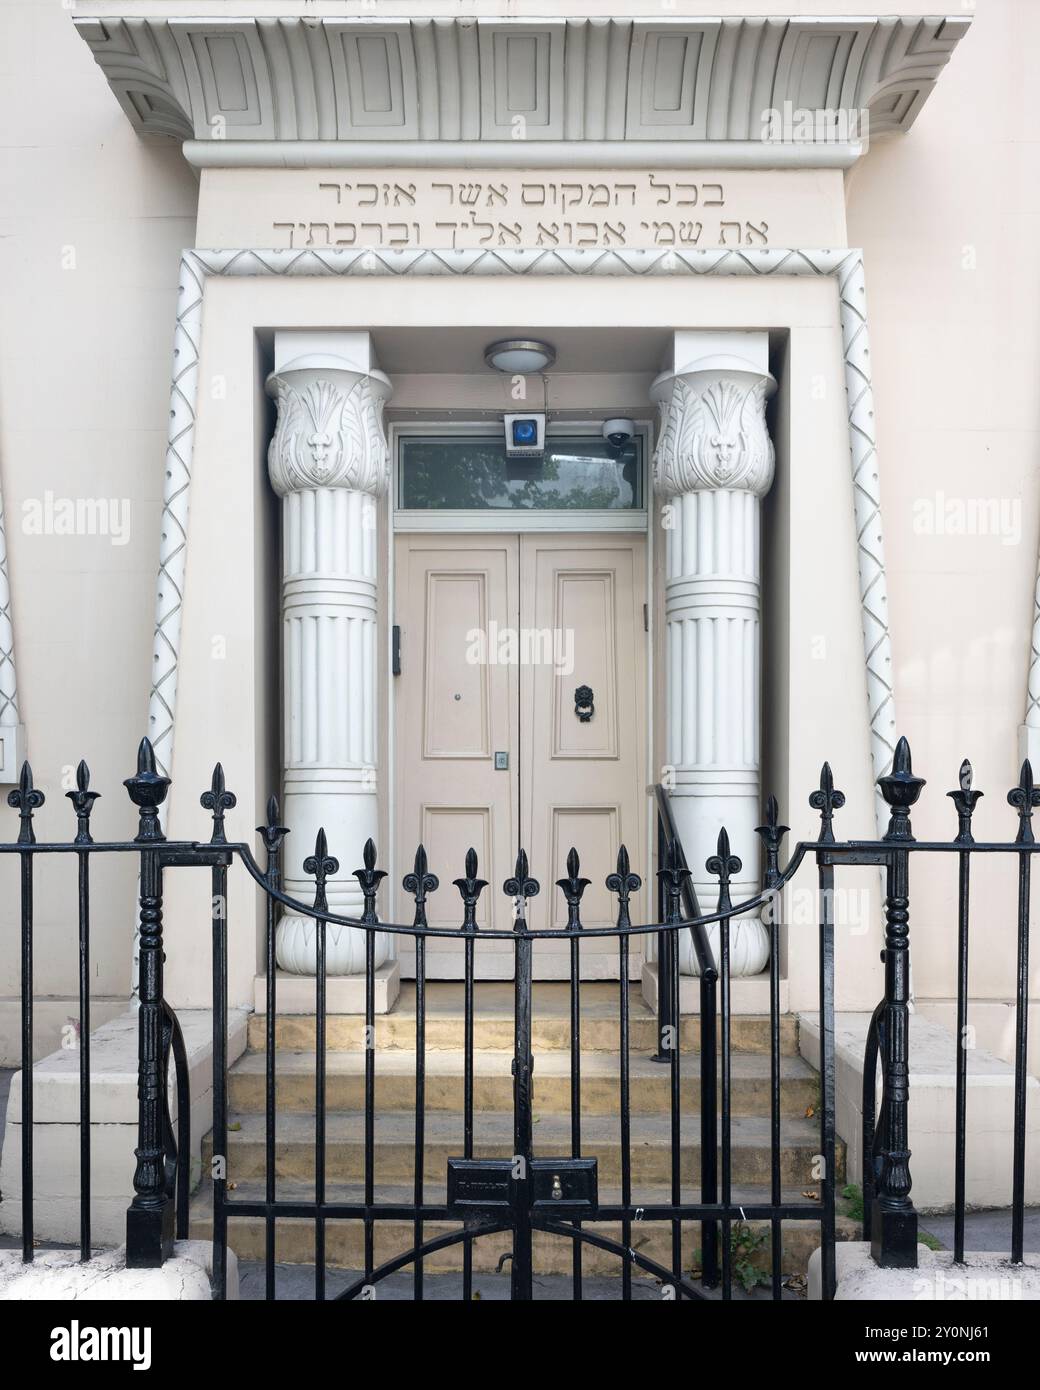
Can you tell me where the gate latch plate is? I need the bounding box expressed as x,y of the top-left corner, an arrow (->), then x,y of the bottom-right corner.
530,1157 -> 598,1214
446,1156 -> 598,1218
446,1158 -> 513,1214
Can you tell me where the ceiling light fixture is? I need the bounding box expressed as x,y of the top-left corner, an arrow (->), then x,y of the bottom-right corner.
484,339 -> 556,374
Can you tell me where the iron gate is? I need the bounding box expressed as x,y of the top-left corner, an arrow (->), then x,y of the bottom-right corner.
3,736 -> 1036,1299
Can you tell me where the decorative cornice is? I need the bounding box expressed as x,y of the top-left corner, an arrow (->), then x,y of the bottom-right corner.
73,13 -> 970,166
146,244 -> 896,843
266,364 -> 392,497
653,369 -> 775,498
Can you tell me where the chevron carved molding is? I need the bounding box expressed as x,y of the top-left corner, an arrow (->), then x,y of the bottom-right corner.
147,245 -> 896,842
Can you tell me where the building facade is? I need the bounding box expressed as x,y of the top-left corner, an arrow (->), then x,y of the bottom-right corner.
1,0 -> 1038,1246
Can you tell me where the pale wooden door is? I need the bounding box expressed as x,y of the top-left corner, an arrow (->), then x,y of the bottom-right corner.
394,532 -> 647,978
520,535 -> 649,977
394,535 -> 519,978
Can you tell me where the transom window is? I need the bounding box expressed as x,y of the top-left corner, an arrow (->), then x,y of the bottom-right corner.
397,432 -> 644,511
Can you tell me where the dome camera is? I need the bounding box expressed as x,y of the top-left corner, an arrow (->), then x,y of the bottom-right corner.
602,418 -> 636,449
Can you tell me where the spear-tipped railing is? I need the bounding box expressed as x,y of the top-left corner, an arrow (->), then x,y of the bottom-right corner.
4,733 -> 1036,1303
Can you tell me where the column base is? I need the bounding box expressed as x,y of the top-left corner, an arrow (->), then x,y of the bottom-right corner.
275,915 -> 390,976
253,961 -> 400,1016
676,916 -> 771,977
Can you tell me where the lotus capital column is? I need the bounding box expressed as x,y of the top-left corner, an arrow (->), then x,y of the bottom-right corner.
651,332 -> 776,977
266,331 -> 392,975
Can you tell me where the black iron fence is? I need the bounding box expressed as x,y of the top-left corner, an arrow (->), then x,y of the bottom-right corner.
0,735 -> 1034,1299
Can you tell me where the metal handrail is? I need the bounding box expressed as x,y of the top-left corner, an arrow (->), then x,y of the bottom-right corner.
161,1001 -> 191,1241
652,784 -> 716,977
860,998 -> 885,1246
650,783 -> 720,1289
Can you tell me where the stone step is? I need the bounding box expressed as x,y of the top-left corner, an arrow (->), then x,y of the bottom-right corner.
247,983 -> 800,1056
189,1178 -> 859,1280
227,1048 -> 818,1118
205,1111 -> 842,1188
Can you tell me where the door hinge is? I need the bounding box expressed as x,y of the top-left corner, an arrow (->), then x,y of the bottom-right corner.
392,624 -> 402,676
643,603 -> 649,633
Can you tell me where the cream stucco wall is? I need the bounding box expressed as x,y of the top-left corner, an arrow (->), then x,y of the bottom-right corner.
0,0 -> 1037,1063
844,0 -> 1040,1051
0,0 -> 199,1054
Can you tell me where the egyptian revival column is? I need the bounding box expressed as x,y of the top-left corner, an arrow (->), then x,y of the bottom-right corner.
266,331 -> 391,976
651,331 -> 776,977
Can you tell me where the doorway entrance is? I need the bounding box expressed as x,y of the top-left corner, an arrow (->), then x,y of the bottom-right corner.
394,530 -> 648,979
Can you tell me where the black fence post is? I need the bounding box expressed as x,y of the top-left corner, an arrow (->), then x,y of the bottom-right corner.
505,851 -> 539,1301
125,738 -> 174,1268
652,813 -> 673,1064
872,736 -> 924,1269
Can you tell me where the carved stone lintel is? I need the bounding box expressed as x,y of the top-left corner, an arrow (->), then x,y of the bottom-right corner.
265,358 -> 393,498
651,355 -> 776,499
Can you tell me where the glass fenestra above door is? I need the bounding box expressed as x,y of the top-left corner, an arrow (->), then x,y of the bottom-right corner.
398,432 -> 644,511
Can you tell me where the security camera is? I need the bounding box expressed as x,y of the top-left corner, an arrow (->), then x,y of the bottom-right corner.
602,418 -> 636,449
504,412 -> 546,459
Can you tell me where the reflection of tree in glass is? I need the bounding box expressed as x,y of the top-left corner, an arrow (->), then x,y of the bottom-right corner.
402,438 -> 638,510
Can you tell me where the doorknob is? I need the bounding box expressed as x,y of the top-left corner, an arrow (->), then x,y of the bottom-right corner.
574,685 -> 594,722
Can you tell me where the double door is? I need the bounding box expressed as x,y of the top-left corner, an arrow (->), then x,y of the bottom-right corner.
394,533 -> 648,978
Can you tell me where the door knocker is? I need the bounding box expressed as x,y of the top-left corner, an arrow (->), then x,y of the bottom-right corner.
574,685 -> 595,722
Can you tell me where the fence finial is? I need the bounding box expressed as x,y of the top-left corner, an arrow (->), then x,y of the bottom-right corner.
606,844 -> 642,924
352,837 -> 387,925
257,794 -> 289,857
878,736 -> 925,842
948,758 -> 983,843
706,826 -> 742,906
810,762 -> 845,844
66,759 -> 100,845
453,847 -> 487,931
656,837 -> 691,921
755,794 -> 789,889
504,849 -> 539,929
1007,759 -> 1040,845
403,844 -> 438,925
201,763 -> 236,844
304,828 -> 339,914
124,738 -> 169,844
8,760 -> 44,846
556,846 -> 591,930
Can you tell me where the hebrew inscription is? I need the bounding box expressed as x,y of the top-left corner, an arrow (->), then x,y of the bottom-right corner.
270,175 -> 773,250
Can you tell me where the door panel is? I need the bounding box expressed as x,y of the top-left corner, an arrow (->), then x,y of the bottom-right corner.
521,535 -> 648,977
395,536 -> 519,977
421,570 -> 493,760
549,570 -> 619,760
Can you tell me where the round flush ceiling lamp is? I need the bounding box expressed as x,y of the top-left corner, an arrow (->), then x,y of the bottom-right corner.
484,339 -> 556,374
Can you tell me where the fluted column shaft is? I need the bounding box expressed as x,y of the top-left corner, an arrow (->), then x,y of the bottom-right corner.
266,333 -> 391,975
652,332 -> 776,977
